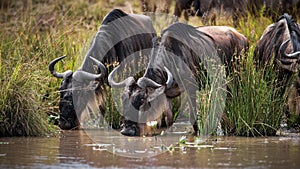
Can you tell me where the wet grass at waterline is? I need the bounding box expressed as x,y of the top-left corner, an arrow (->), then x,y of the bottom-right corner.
195,50 -> 284,136
0,0 -> 299,136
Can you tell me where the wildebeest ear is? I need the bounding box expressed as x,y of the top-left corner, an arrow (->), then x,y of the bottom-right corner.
147,86 -> 165,103
63,70 -> 73,80
165,84 -> 181,98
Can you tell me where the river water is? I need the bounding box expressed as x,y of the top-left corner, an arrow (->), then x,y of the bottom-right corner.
0,129 -> 299,169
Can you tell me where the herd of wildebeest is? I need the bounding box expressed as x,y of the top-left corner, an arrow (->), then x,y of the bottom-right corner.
143,0 -> 300,25
49,0 -> 300,136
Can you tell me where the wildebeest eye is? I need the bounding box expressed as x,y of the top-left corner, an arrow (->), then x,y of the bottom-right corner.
129,83 -> 136,91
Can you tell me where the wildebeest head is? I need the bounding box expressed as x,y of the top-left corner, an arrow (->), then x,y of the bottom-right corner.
277,14 -> 300,67
278,39 -> 300,68
279,38 -> 300,95
49,55 -> 106,130
108,64 -> 176,136
254,14 -> 300,73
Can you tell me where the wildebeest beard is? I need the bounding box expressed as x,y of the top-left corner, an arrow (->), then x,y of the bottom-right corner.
124,86 -> 167,122
57,73 -> 79,130
59,91 -> 78,130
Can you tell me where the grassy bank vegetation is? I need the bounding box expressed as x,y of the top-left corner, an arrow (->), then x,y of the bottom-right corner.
0,0 -> 107,136
0,0 -> 298,136
224,51 -> 285,136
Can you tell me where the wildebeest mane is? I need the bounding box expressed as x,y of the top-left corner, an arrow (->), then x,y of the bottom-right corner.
145,22 -> 218,88
101,9 -> 128,25
80,9 -> 156,75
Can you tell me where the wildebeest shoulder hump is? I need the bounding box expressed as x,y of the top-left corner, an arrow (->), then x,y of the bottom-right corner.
101,9 -> 128,25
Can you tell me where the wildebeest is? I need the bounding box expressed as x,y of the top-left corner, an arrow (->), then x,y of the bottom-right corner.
196,25 -> 249,69
242,0 -> 300,22
257,0 -> 300,21
49,9 -> 156,130
174,0 -> 199,21
254,13 -> 300,117
173,0 -> 251,26
140,0 -> 171,13
193,0 -> 300,27
109,23 -> 248,136
193,0 -> 248,26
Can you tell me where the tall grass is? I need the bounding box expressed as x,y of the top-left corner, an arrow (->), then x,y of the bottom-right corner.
220,14 -> 286,136
192,14 -> 284,137
0,62 -> 50,136
224,49 -> 284,136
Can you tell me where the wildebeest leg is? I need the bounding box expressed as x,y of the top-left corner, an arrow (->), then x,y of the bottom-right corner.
184,10 -> 189,21
153,3 -> 157,13
174,3 -> 182,18
232,14 -> 238,28
211,13 -> 216,26
140,0 -> 149,12
163,0 -> 170,14
194,0 -> 201,16
189,91 -> 198,135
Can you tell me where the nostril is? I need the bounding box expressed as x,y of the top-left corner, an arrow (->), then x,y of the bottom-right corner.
65,122 -> 71,129
120,124 -> 139,136
59,121 -> 70,130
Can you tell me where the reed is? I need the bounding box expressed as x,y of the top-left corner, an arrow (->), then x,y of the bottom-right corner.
224,49 -> 284,136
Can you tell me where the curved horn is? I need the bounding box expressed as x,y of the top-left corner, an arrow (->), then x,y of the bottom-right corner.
164,66 -> 173,89
277,58 -> 294,65
280,39 -> 300,59
108,65 -> 135,88
88,56 -> 107,78
137,67 -> 174,89
73,56 -> 107,82
48,55 -> 72,78
137,77 -> 162,89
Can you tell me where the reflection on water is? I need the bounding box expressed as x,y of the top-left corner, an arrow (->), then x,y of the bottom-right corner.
84,122 -> 195,158
0,129 -> 300,169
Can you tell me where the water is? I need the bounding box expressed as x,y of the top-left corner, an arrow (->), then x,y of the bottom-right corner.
0,130 -> 299,169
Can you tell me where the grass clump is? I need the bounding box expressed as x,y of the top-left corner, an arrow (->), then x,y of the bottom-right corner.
224,50 -> 284,136
0,61 -> 51,136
